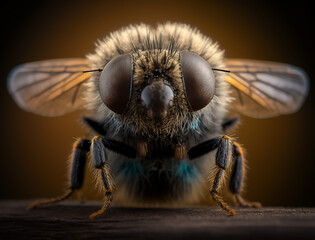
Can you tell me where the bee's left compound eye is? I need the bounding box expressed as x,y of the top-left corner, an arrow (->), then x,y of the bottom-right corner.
99,54 -> 133,114
180,51 -> 215,111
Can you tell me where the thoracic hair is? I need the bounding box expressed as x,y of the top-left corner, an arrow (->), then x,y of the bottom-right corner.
85,22 -> 232,139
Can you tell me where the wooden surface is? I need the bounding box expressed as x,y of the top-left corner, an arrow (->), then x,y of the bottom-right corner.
1,200 -> 315,240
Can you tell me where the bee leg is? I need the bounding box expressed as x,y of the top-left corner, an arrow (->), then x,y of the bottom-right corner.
229,142 -> 262,208
210,135 -> 236,216
188,136 -> 237,215
188,137 -> 221,160
89,136 -> 113,219
102,138 -> 137,158
83,117 -> 138,157
27,138 -> 90,210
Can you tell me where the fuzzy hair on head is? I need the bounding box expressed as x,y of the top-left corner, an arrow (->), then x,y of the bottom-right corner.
85,22 -> 232,138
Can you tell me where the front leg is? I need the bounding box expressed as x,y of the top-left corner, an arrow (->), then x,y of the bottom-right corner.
88,136 -> 138,218
188,135 -> 235,215
230,142 -> 261,208
188,136 -> 262,215
209,136 -> 236,216
89,136 -> 113,219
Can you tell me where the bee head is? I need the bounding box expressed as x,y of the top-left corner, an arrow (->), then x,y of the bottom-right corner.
98,50 -> 216,137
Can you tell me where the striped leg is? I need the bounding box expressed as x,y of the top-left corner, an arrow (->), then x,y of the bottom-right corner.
229,142 -> 261,208
209,136 -> 236,216
188,135 -> 235,215
88,136 -> 113,219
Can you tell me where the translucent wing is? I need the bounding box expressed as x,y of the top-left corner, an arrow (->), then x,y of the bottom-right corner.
225,59 -> 309,118
8,59 -> 91,117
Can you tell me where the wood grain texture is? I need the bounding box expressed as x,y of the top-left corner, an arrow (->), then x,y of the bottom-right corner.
1,200 -> 315,240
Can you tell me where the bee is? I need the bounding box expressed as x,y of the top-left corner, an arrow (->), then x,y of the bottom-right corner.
8,22 -> 309,218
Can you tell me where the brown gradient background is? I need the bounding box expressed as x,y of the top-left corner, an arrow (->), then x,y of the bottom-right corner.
0,0 -> 314,207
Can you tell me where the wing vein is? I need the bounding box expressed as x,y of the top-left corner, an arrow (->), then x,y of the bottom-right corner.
27,73 -> 74,101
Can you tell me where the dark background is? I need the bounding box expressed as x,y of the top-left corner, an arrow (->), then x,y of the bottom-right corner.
0,0 -> 314,207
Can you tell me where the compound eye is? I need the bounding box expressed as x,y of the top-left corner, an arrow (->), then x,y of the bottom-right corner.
180,51 -> 215,111
99,54 -> 133,114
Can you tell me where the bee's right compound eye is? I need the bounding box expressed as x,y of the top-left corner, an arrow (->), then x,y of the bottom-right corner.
99,54 -> 133,114
180,51 -> 215,111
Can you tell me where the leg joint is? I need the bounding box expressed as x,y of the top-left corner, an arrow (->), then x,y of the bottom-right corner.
210,190 -> 218,196
73,138 -> 91,152
105,191 -> 112,197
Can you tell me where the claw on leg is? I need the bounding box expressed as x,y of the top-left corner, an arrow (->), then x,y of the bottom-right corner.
27,188 -> 74,210
211,190 -> 236,216
89,193 -> 113,219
